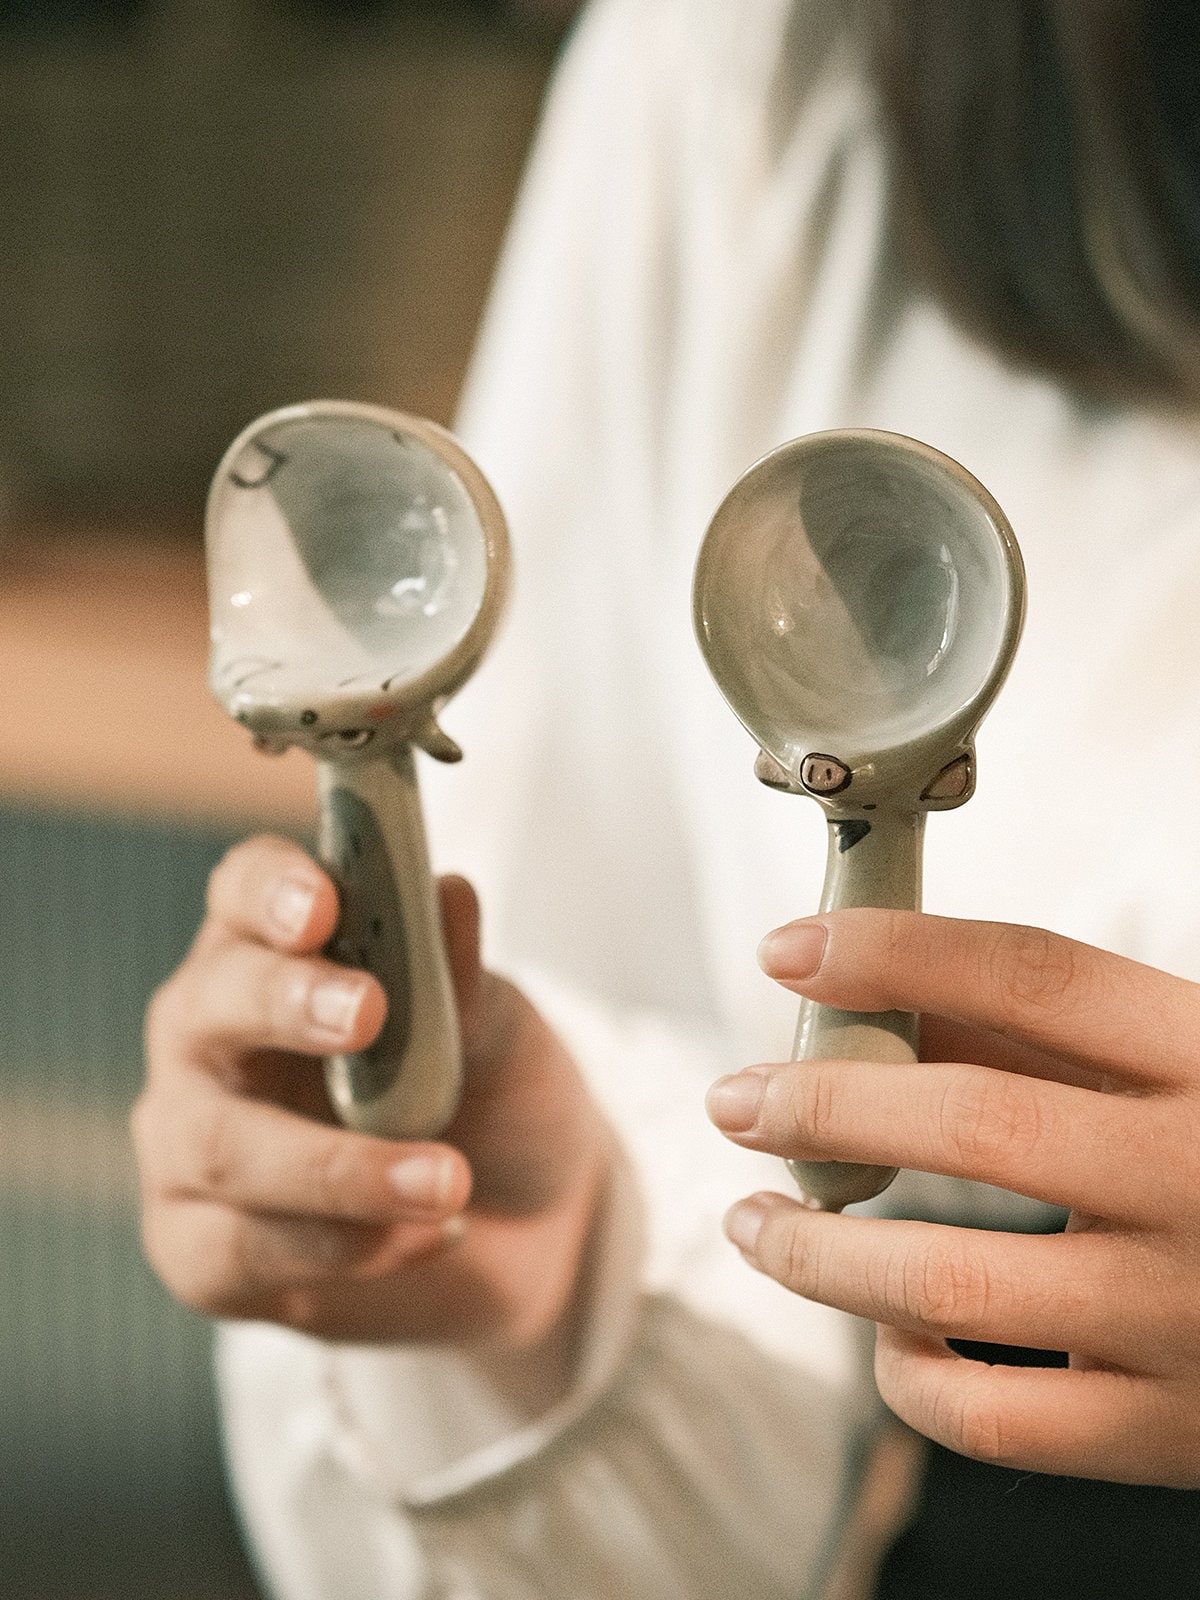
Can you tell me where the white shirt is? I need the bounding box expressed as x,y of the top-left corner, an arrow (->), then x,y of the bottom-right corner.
218,1 -> 1200,1594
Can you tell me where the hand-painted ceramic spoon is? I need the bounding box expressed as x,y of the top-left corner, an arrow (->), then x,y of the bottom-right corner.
694,429 -> 1024,1210
207,400 -> 510,1139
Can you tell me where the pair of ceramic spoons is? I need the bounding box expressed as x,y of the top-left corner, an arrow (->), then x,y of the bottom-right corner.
206,402 -> 1024,1211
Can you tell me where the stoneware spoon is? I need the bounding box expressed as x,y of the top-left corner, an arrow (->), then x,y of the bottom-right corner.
207,399 -> 509,1139
694,429 -> 1024,1210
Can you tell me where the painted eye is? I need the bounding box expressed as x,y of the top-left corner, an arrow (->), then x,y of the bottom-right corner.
320,727 -> 375,749
801,753 -> 852,795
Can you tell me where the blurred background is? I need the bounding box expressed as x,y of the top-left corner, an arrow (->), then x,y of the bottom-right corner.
0,1 -> 572,1593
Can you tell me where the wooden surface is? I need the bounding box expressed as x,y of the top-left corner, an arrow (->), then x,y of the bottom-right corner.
0,529 -> 316,828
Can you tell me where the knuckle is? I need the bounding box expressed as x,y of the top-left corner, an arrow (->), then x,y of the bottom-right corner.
218,948 -> 313,1052
872,911 -> 915,1003
145,946 -> 244,1067
985,923 -> 1078,1016
890,1237 -> 991,1335
190,1221 -> 351,1316
193,1214 -> 254,1314
142,1207 -> 239,1318
206,835 -> 297,927
880,910 -> 912,967
876,1334 -> 1023,1469
303,1130 -> 364,1215
939,1070 -> 1045,1175
266,961 -> 312,1042
937,1384 -> 1014,1467
791,1064 -> 841,1148
179,1098 -> 239,1198
766,1212 -> 820,1294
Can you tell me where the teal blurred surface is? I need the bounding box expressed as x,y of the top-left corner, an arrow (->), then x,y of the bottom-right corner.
0,803 -> 265,1599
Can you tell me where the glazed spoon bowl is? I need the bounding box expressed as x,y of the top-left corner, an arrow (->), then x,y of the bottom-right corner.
694,429 -> 1024,1209
207,399 -> 510,1138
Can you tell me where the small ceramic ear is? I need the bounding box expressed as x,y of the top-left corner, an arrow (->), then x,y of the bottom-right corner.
414,717 -> 464,764
754,748 -> 803,792
920,750 -> 975,807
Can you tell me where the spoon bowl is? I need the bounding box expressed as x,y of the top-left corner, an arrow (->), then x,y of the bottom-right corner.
695,430 -> 1022,804
209,401 -> 506,752
695,430 -> 1024,1208
207,400 -> 510,1138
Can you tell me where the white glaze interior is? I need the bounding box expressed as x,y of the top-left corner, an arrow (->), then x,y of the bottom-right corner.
695,435 -> 1018,768
208,411 -> 490,717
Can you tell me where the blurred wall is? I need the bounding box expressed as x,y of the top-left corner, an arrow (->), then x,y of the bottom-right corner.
0,0 -> 561,519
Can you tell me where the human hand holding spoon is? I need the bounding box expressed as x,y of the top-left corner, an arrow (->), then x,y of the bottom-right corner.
694,430 -> 1024,1210
206,400 -> 510,1139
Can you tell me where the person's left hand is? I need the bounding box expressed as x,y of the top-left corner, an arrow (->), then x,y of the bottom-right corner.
705,909 -> 1200,1487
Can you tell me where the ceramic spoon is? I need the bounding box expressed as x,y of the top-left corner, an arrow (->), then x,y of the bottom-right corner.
694,429 -> 1024,1210
206,400 -> 510,1139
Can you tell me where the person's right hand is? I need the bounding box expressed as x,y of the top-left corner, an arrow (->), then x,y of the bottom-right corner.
134,836 -> 612,1405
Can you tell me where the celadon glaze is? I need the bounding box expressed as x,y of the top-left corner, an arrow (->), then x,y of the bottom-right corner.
694,430 -> 1025,1210
206,400 -> 511,1139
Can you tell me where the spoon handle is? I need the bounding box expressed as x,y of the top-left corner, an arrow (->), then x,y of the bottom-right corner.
787,810 -> 925,1211
317,748 -> 463,1140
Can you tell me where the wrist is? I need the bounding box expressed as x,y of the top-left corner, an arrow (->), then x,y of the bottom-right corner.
465,1119 -> 615,1416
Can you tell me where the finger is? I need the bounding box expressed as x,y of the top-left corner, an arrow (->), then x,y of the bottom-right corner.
134,1087 -> 471,1221
437,873 -> 522,1073
917,1013 -> 1106,1092
440,873 -> 484,1022
759,910 -> 1194,1089
203,836 -> 339,953
723,1193 -> 1144,1367
875,1326 -> 1194,1485
147,942 -> 386,1073
142,1197 -> 456,1318
707,1059 -> 1150,1219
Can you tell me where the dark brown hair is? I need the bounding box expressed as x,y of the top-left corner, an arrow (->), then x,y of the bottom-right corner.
867,0 -> 1200,406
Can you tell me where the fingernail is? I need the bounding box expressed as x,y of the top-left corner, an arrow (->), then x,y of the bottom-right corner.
387,1154 -> 454,1209
757,919 -> 827,979
706,1071 -> 766,1132
724,1196 -> 770,1257
308,978 -> 365,1037
269,875 -> 318,940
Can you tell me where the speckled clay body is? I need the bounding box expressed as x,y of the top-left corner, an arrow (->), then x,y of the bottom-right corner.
695,430 -> 1024,1209
207,400 -> 510,1139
